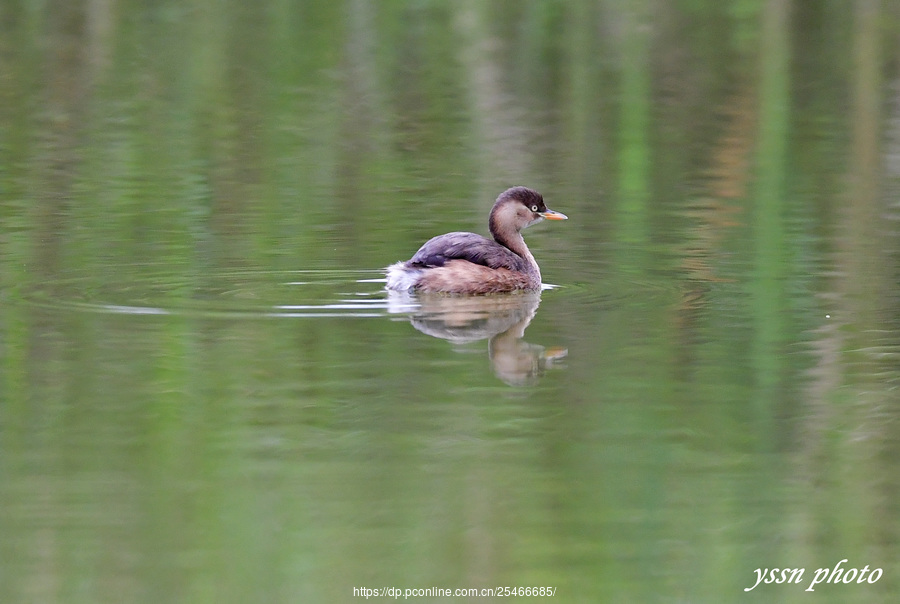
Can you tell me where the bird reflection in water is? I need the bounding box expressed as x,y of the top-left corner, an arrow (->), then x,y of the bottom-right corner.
387,291 -> 567,386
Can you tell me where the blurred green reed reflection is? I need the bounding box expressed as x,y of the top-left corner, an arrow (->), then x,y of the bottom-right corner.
1,1 -> 899,602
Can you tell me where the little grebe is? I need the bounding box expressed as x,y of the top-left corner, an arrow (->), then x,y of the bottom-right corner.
385,187 -> 567,294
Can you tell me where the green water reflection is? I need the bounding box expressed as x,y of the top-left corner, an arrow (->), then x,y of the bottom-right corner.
2,1 -> 900,602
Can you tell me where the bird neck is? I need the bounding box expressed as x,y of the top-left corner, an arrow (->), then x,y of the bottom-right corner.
492,228 -> 540,279
488,202 -> 541,279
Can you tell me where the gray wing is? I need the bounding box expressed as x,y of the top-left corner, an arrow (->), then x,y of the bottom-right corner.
408,232 -> 527,272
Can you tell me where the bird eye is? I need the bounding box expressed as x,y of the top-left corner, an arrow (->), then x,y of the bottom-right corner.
531,205 -> 538,212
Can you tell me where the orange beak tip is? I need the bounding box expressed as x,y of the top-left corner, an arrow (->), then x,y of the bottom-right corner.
542,211 -> 568,220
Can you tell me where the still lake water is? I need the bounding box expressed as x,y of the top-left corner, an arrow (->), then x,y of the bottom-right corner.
2,1 -> 900,602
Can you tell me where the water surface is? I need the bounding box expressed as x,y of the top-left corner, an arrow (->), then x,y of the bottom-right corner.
2,1 -> 900,602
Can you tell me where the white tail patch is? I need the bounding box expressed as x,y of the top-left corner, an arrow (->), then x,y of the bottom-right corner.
384,262 -> 423,292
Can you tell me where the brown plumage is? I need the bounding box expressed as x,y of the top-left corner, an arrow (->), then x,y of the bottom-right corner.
385,187 -> 567,294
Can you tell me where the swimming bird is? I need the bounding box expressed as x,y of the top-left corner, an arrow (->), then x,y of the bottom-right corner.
385,187 -> 567,294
